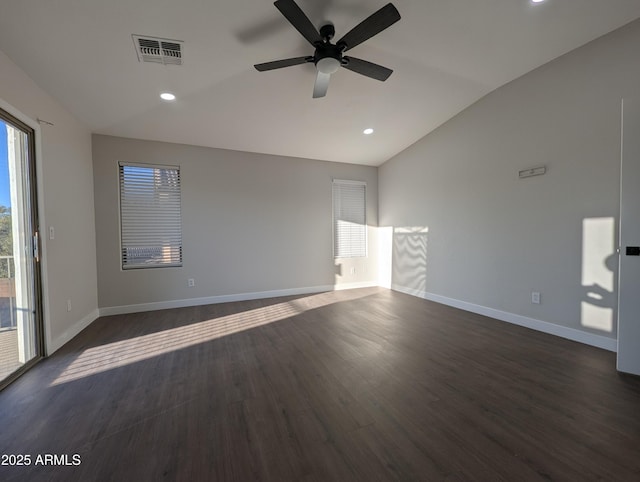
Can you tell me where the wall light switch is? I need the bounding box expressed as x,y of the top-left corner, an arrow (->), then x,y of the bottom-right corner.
531,292 -> 541,304
49,226 -> 55,240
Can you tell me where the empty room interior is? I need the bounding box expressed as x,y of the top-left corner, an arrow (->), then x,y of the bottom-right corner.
1,0 -> 640,480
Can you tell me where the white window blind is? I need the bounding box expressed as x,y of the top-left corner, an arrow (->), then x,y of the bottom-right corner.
333,180 -> 366,258
119,162 -> 182,269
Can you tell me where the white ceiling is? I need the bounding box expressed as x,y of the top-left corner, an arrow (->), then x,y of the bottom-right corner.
1,0 -> 639,166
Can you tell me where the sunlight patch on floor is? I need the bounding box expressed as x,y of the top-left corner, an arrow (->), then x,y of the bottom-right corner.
50,289 -> 375,386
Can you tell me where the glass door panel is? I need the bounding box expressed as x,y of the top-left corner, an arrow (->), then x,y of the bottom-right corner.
0,110 -> 42,387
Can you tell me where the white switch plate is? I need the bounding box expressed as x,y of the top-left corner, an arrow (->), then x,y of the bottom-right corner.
531,292 -> 541,304
49,226 -> 55,240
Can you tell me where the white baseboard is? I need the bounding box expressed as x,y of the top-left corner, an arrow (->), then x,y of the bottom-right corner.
391,284 -> 618,352
334,281 -> 380,291
99,281 -> 378,317
51,283 -> 616,355
47,308 -> 100,355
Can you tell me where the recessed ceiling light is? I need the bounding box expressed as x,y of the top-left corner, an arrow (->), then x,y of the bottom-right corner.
160,92 -> 176,101
532,0 -> 545,3
363,128 -> 374,135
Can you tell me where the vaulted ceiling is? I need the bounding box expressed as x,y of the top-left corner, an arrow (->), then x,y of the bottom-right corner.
1,1 -> 639,165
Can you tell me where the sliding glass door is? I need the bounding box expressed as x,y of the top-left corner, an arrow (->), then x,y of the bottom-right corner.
0,108 -> 43,388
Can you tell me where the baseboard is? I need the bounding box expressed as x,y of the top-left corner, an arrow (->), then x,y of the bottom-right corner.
53,283 -> 615,354
99,281 -> 378,317
391,284 -> 618,352
334,281 -> 380,291
47,308 -> 100,355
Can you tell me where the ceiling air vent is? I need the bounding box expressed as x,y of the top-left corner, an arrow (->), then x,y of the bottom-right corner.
132,35 -> 183,65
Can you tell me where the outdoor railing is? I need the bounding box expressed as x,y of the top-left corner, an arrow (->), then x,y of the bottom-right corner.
0,256 -> 16,330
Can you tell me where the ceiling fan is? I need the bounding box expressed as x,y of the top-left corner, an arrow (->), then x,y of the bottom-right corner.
254,0 -> 401,98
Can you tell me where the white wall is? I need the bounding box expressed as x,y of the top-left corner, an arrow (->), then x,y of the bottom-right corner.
93,135 -> 378,313
379,19 -> 640,350
0,50 -> 98,353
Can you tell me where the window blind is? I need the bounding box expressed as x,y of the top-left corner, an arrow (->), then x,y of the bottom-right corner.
332,180 -> 366,258
119,162 -> 182,269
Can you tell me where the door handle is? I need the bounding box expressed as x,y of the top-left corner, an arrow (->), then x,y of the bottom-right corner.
626,246 -> 640,256
33,231 -> 40,262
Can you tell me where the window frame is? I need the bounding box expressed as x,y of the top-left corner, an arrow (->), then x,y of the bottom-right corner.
332,179 -> 367,259
118,161 -> 183,270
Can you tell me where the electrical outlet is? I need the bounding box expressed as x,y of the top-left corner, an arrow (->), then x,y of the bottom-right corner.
188,278 -> 195,287
531,292 -> 541,304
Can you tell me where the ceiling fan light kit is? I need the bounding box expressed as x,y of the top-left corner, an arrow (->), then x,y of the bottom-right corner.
254,0 -> 401,98
316,57 -> 340,75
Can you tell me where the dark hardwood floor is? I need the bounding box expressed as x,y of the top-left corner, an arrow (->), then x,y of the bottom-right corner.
1,287 -> 639,481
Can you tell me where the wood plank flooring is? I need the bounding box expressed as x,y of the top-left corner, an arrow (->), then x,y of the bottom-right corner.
1,287 -> 639,481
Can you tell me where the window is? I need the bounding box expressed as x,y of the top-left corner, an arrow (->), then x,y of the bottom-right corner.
119,162 -> 182,269
332,179 -> 366,258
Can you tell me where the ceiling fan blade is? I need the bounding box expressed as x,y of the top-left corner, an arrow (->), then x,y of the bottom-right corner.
337,3 -> 400,52
313,71 -> 331,98
254,56 -> 312,71
342,56 -> 392,81
274,0 -> 323,46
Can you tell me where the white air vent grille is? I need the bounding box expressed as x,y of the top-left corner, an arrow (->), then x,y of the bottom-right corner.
132,35 -> 183,65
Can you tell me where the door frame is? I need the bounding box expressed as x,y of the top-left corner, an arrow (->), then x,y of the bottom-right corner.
0,99 -> 47,389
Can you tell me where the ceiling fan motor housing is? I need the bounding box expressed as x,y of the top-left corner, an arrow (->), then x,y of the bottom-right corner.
314,43 -> 343,73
